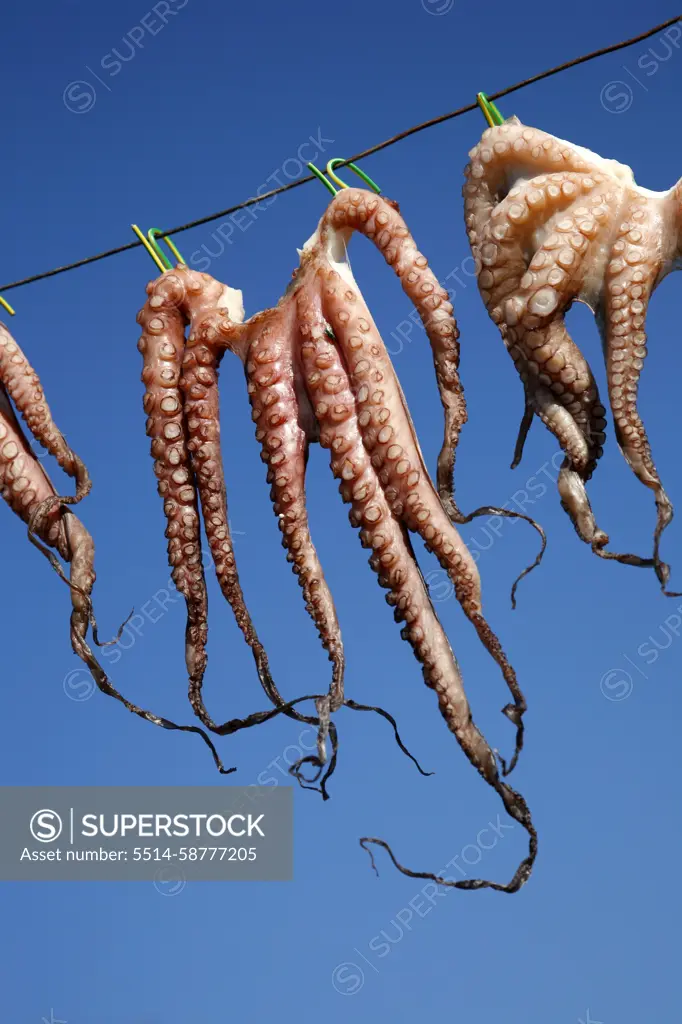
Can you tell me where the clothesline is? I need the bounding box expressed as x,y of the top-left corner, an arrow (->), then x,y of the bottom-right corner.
0,14 -> 678,295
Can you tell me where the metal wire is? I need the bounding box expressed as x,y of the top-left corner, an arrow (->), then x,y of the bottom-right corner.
0,15 -> 678,295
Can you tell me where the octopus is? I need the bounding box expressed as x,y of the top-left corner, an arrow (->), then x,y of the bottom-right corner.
137,186 -> 539,893
464,118 -> 682,593
0,319 -> 233,773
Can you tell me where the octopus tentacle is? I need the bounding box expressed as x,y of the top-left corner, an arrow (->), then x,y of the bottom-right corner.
0,322 -> 90,503
182,307 -> 267,720
322,190 -> 468,486
321,268 -> 525,772
177,274 -> 332,738
601,208 -> 678,592
0,384 -> 67,553
137,272 -> 210,708
0,326 -> 96,643
246,300 -> 345,713
297,288 -> 535,887
510,387 -> 535,468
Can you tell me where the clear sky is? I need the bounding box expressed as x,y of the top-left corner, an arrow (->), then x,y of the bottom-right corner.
2,1 -> 681,1022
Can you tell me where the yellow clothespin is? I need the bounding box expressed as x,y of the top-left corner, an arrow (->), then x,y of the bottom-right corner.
0,293 -> 16,316
131,225 -> 186,272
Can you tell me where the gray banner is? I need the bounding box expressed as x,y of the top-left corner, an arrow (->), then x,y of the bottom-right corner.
0,786 -> 292,881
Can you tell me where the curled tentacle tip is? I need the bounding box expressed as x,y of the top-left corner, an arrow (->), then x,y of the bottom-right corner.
359,839 -> 380,877
289,755 -> 324,785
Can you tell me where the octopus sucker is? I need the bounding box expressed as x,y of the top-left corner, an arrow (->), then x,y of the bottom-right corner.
465,119 -> 682,592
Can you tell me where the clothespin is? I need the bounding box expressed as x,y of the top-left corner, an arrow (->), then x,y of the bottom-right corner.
306,158 -> 381,197
476,92 -> 506,128
0,293 -> 15,316
131,225 -> 186,272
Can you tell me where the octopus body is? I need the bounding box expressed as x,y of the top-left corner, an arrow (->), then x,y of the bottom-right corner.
149,187 -> 537,892
464,118 -> 682,592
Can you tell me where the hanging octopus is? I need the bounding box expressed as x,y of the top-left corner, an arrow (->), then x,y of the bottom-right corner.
0,319 -> 236,773
136,252 -> 435,797
137,186 -> 538,892
464,117 -> 682,593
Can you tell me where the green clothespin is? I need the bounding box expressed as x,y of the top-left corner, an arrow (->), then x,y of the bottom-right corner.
476,92 -> 506,127
325,159 -> 381,195
307,158 -> 381,197
131,224 -> 186,272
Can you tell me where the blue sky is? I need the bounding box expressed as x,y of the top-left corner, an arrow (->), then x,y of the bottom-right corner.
2,1 -> 681,1021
